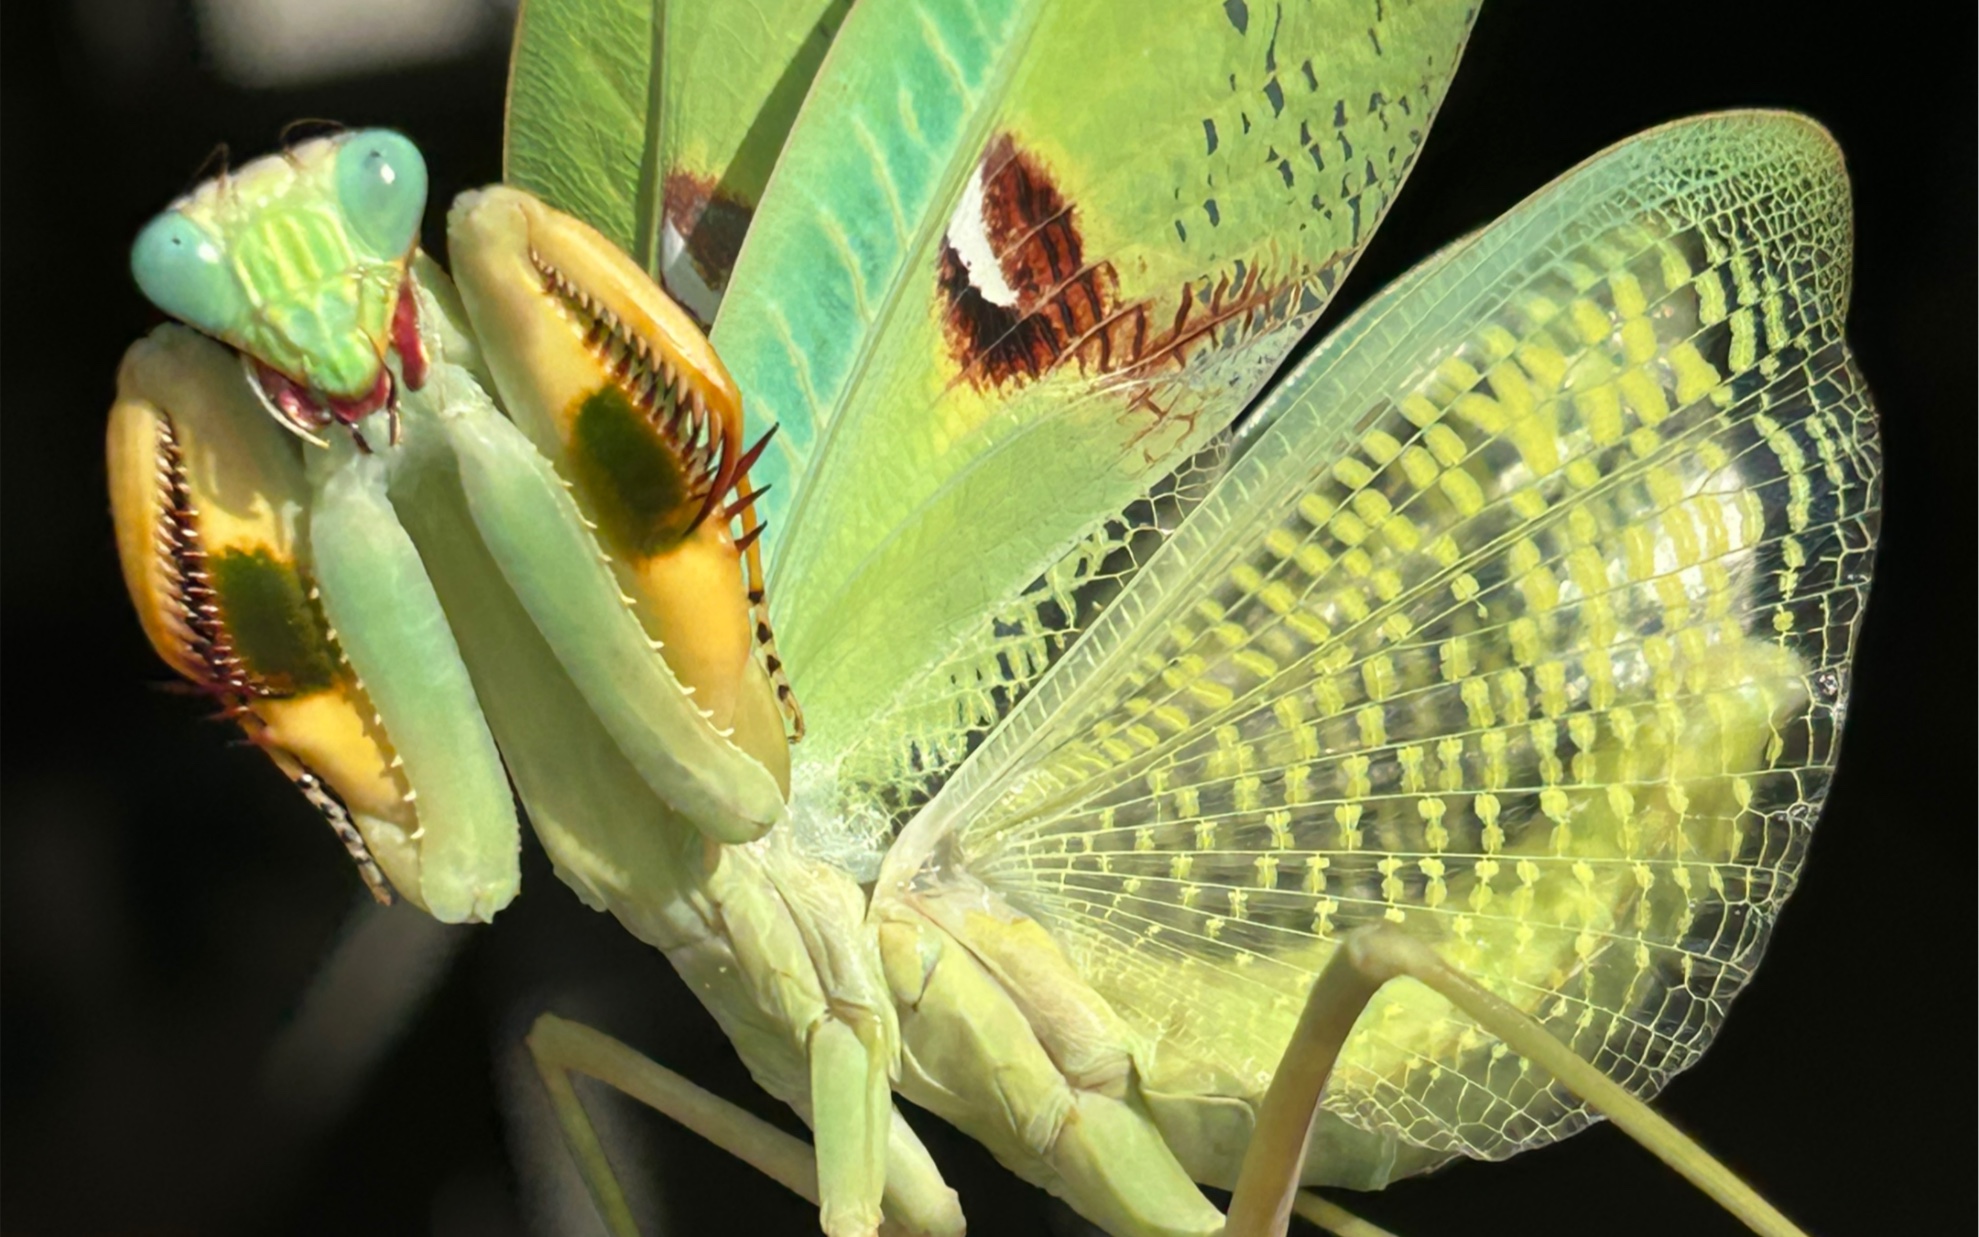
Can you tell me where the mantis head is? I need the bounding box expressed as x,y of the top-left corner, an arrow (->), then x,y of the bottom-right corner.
130,129 -> 430,446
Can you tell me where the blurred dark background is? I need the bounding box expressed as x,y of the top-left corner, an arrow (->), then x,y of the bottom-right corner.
3,2 -> 1971,1235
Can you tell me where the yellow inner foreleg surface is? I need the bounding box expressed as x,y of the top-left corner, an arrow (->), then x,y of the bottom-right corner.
447,186 -> 790,784
104,327 -> 429,907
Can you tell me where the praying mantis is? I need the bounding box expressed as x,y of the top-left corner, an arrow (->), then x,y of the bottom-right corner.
100,1 -> 1888,1234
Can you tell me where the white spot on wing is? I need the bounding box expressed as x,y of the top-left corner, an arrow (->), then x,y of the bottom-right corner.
946,164 -> 1018,308
661,220 -> 722,325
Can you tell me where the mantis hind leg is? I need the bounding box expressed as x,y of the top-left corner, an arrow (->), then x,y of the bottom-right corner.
523,1013 -> 961,1237
1288,1196 -> 1401,1237
524,1012 -> 811,1237
1222,927 -> 1808,1237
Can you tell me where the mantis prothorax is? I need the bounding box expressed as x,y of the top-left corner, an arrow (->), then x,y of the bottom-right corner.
108,5 -> 1879,1234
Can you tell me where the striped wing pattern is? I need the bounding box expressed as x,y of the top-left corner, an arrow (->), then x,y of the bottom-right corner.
919,113 -> 1877,1158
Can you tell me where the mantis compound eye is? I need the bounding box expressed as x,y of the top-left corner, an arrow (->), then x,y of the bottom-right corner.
334,128 -> 428,258
130,210 -> 248,338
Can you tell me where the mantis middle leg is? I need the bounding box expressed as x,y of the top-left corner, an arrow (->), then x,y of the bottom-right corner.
524,1013 -> 963,1237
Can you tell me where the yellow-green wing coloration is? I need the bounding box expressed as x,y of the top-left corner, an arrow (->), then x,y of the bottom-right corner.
714,0 -> 1478,854
504,0 -> 851,322
104,9 -> 1888,1233
880,112 -> 1878,1187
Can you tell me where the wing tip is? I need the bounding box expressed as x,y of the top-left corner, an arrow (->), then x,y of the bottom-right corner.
1558,110 -> 1856,314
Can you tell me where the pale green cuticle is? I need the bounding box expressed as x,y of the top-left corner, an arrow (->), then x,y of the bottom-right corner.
135,131 -> 429,401
228,191 -> 399,398
262,294 -> 378,398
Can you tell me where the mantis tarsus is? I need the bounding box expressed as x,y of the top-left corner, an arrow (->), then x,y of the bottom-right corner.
73,2 -> 1931,1235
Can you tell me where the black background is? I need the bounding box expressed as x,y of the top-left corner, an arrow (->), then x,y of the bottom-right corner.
4,2 -> 1971,1235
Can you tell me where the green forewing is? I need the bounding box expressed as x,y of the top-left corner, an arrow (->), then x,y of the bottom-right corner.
900,113 -> 1877,1164
715,0 -> 1477,786
825,233 -> 1487,854
504,0 -> 849,321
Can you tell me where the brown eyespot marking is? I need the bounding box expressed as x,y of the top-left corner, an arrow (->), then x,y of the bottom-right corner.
936,133 -> 1310,417
937,135 -> 1123,388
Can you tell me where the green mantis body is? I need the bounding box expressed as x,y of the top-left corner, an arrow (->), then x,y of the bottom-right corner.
107,2 -> 1881,1235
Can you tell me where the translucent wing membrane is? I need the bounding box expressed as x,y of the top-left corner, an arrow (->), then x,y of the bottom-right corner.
808,431 -> 1239,871
716,0 -> 1478,857
820,238 -> 1466,870
901,113 -> 1878,1162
